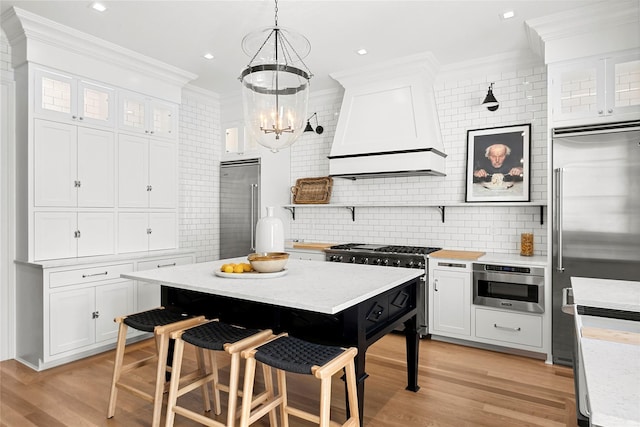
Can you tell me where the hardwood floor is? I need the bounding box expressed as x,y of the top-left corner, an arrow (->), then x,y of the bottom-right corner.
0,333 -> 577,426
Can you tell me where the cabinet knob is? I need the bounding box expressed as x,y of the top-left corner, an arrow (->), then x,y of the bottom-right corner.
147,228 -> 152,235
598,110 -> 604,114
72,115 -> 77,119
608,108 -> 613,114
92,311 -> 100,319
434,279 -> 438,291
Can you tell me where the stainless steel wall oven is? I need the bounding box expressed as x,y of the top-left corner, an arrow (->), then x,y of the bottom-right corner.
473,263 -> 544,314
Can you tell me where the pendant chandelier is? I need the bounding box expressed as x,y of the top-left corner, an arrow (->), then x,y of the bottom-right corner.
239,0 -> 312,153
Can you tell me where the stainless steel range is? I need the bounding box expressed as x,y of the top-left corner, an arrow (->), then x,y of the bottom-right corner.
324,243 -> 442,336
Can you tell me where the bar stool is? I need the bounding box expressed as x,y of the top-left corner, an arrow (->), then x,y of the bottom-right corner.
107,307 -> 206,427
239,333 -> 359,427
165,320 -> 274,427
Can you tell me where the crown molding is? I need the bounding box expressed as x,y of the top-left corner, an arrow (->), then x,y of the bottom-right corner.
525,0 -> 640,63
436,50 -> 543,84
1,7 -> 197,88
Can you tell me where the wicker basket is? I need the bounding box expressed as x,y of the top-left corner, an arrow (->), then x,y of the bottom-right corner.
291,177 -> 333,204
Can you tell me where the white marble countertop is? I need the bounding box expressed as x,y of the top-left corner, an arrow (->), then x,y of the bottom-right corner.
15,248 -> 196,269
477,252 -> 547,267
122,257 -> 423,315
572,277 -> 640,312
572,277 -> 640,427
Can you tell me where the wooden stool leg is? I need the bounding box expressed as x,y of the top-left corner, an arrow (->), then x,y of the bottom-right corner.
152,331 -> 171,427
345,360 -> 359,426
277,370 -> 288,427
318,377 -> 331,427
107,320 -> 128,418
227,352 -> 241,427
195,347 -> 212,413
262,364 -> 278,427
208,349 -> 222,415
164,337 -> 185,427
239,355 -> 257,427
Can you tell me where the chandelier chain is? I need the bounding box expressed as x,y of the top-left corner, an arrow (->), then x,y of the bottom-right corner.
274,0 -> 279,27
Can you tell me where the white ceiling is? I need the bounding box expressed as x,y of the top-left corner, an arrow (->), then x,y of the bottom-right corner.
1,0 -> 604,97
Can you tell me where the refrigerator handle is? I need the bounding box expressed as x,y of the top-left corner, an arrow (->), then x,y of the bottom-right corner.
250,183 -> 258,251
555,168 -> 565,272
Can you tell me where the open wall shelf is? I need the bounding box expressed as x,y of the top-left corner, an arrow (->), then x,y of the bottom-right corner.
282,203 -> 547,224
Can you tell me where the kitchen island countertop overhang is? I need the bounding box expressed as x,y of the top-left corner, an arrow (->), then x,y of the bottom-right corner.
121,257 -> 424,315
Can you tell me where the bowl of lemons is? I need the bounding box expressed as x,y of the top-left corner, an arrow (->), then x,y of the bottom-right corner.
247,252 -> 289,273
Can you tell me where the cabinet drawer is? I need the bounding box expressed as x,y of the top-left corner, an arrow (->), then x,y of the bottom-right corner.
137,255 -> 193,271
49,263 -> 134,288
475,308 -> 542,348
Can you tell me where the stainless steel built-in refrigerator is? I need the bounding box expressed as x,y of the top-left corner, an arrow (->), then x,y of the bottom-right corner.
551,121 -> 640,366
220,159 -> 260,258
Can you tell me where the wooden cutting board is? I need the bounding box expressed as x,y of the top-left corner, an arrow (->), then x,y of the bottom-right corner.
429,250 -> 486,260
292,242 -> 335,251
581,327 -> 640,345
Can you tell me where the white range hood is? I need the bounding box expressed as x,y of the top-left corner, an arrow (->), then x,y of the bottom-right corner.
328,53 -> 446,179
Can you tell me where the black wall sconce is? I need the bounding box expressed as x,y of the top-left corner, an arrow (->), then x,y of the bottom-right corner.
482,82 -> 499,111
304,112 -> 324,134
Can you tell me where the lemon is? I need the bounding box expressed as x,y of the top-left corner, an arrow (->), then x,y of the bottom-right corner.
242,263 -> 253,272
233,264 -> 244,273
222,264 -> 234,274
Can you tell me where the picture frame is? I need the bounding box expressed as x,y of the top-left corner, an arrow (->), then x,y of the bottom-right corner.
465,124 -> 531,202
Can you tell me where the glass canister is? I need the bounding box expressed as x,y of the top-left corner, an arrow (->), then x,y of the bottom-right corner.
520,233 -> 534,256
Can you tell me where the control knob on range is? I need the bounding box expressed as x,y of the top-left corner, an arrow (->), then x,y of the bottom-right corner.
408,261 -> 415,268
349,256 -> 357,263
374,258 -> 382,265
382,259 -> 389,266
417,261 -> 424,269
362,257 -> 369,265
392,260 -> 401,267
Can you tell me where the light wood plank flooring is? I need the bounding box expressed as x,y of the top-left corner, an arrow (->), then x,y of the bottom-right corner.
0,333 -> 577,426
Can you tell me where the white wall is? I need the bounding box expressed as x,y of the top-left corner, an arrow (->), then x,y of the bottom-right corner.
1,29 -> 16,361
178,87 -> 221,263
289,56 -> 548,255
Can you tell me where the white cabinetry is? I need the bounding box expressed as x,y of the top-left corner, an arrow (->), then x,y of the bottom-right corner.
118,133 -> 176,208
15,251 -> 195,371
49,280 -> 133,355
428,256 -> 549,360
118,91 -> 177,139
549,51 -> 640,125
475,308 -> 542,348
118,212 -> 176,253
429,260 -> 471,337
34,212 -> 114,260
34,68 -> 115,128
34,119 -> 114,207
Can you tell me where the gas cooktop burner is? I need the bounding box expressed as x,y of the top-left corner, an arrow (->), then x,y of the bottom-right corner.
327,243 -> 441,256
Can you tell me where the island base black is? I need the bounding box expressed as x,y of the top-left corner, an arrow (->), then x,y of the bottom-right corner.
162,277 -> 421,426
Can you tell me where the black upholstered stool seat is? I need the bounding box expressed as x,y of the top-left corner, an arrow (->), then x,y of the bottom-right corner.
165,320 -> 273,427
182,321 -> 265,351
239,333 -> 359,427
123,307 -> 189,332
107,307 -> 206,427
253,335 -> 344,375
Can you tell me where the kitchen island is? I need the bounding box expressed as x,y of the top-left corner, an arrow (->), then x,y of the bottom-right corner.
122,258 -> 424,424
572,277 -> 640,427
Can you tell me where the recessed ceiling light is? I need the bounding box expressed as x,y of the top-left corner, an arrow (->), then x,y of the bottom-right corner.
203,53 -> 214,60
501,10 -> 515,20
90,2 -> 107,12
356,48 -> 368,56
